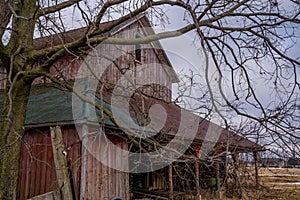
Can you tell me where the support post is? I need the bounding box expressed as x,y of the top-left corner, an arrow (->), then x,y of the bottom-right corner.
50,126 -> 74,200
195,147 -> 201,199
195,162 -> 200,195
168,164 -> 173,200
216,162 -> 220,191
232,153 -> 238,169
80,125 -> 88,199
216,162 -> 221,199
232,153 -> 239,188
253,151 -> 259,188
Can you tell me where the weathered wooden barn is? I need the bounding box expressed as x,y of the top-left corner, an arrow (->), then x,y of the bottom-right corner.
0,14 -> 263,200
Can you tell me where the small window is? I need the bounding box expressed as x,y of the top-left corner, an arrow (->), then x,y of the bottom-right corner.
135,34 -> 142,62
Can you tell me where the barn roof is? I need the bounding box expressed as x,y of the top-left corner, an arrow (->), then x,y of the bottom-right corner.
0,84 -> 264,152
33,21 -> 112,50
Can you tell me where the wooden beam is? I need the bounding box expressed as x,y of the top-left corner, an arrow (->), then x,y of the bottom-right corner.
216,162 -> 221,199
195,147 -> 201,198
195,162 -> 200,193
50,126 -> 74,200
28,190 -> 60,200
168,165 -> 173,200
133,190 -> 169,200
80,125 -> 88,199
216,162 -> 220,191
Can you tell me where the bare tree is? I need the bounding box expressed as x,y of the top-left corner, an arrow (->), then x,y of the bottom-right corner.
0,0 -> 299,199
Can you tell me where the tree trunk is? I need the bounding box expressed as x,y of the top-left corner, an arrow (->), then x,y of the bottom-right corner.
0,2 -> 38,197
0,77 -> 32,199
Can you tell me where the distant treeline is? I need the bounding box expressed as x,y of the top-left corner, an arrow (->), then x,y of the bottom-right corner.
260,157 -> 300,168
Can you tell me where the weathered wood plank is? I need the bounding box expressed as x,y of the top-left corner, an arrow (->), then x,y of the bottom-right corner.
28,190 -> 61,200
168,164 -> 173,200
50,126 -> 73,200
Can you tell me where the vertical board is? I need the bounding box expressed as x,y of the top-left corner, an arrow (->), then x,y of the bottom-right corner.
80,127 -> 130,200
18,126 -> 81,200
18,128 -> 57,200
18,126 -> 130,200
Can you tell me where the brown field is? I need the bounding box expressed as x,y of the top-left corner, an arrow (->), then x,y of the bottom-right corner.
221,167 -> 300,200
133,167 -> 300,200
257,167 -> 300,200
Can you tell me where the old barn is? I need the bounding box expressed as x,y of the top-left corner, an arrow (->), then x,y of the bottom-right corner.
0,14 -> 263,199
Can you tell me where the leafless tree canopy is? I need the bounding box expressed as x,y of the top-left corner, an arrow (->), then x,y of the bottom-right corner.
0,0 -> 299,199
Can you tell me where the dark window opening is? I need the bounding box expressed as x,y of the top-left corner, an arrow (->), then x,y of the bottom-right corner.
135,44 -> 141,62
135,34 -> 142,62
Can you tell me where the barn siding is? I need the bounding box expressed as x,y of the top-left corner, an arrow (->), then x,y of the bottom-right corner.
1,30 -> 173,102
80,126 -> 129,200
18,126 -> 129,200
18,128 -> 58,200
62,127 -> 82,199
18,126 -> 81,200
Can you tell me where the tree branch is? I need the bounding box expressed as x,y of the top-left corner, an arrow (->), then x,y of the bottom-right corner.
37,0 -> 83,18
0,0 -> 12,39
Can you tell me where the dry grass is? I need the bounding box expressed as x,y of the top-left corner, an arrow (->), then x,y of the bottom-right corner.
257,167 -> 300,200
134,167 -> 300,200
221,167 -> 300,200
